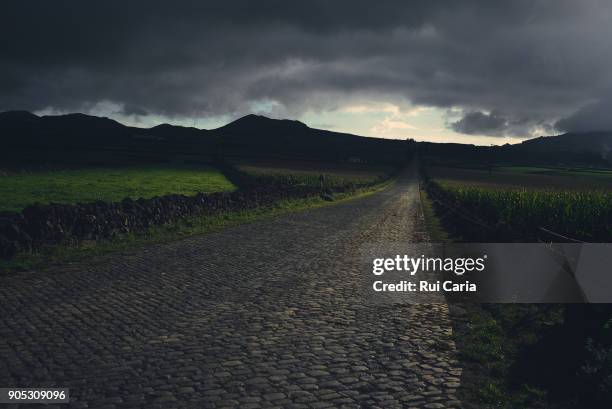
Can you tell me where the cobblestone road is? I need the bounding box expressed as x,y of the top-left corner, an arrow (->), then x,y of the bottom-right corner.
0,167 -> 462,408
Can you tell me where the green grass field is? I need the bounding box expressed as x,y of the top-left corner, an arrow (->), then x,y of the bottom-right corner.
0,166 -> 236,212
2,178 -> 392,273
0,160 -> 391,213
427,165 -> 612,191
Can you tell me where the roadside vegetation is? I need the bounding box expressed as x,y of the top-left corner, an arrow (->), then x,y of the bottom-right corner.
420,163 -> 612,409
430,181 -> 611,242
2,183 -> 390,274
451,303 -> 564,409
1,161 -> 394,273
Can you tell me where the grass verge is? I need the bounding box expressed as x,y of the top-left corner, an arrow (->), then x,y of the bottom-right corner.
450,304 -> 567,409
1,180 -> 393,274
419,183 -> 450,243
419,182 -> 566,409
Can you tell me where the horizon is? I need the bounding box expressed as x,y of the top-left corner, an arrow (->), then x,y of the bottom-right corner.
2,2 -> 612,146
31,104 -> 533,146
2,108 -> 567,147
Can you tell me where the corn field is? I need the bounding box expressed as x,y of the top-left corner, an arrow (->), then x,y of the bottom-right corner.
428,180 -> 612,242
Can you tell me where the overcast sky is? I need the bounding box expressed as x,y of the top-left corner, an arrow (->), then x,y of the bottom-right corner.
2,1 -> 612,144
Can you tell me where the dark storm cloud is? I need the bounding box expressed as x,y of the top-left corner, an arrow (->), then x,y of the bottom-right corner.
451,111 -> 508,136
450,111 -> 551,137
1,0 -> 612,136
555,96 -> 612,133
120,105 -> 149,117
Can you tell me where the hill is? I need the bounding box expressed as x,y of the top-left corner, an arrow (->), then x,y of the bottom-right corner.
1,110 -> 610,168
209,114 -> 409,162
517,132 -> 612,160
0,111 -> 411,166
420,132 -> 612,167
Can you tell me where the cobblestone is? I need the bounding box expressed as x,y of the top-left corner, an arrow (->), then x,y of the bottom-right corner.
0,167 -> 462,408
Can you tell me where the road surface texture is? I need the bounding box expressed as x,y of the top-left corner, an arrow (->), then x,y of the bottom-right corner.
0,168 -> 463,409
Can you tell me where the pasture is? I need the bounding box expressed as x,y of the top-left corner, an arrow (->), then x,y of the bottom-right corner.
234,158 -> 391,183
0,160 -> 391,213
0,166 -> 236,212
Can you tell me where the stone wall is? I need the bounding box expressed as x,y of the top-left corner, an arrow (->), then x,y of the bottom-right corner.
0,179 -> 377,260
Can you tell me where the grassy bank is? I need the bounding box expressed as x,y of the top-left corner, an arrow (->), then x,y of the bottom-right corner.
420,185 -> 562,408
420,171 -> 611,408
0,166 -> 235,212
418,184 -> 450,243
450,304 -> 566,409
1,180 -> 392,274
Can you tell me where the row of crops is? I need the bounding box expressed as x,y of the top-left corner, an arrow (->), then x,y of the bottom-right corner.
426,178 -> 612,407
426,180 -> 612,242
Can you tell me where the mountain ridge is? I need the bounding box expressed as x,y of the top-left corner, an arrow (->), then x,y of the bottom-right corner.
0,110 -> 410,165
1,110 -> 611,166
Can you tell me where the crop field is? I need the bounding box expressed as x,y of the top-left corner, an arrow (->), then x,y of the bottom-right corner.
427,165 -> 612,191
431,181 -> 612,241
0,166 -> 236,212
425,165 -> 612,241
425,166 -> 612,407
235,158 -> 391,183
